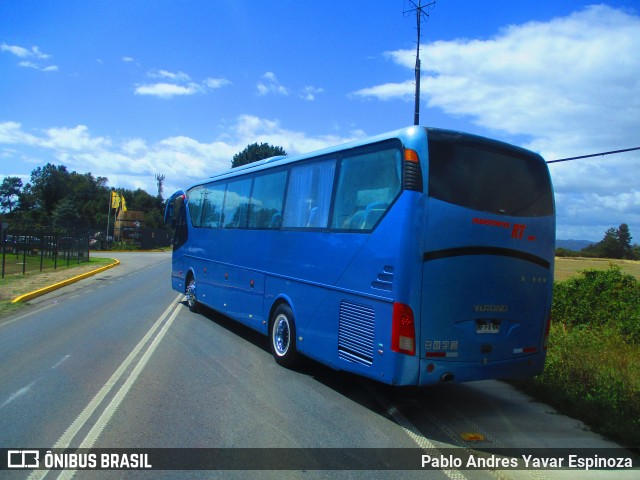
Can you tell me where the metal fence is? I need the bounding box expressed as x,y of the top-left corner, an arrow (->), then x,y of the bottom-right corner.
1,222 -> 90,278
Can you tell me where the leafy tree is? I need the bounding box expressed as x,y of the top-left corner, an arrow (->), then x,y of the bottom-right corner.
15,182 -> 40,221
0,176 -> 23,215
6,162 -> 166,231
231,143 -> 287,168
28,164 -> 71,216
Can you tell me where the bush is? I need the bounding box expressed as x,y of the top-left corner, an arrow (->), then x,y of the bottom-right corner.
552,265 -> 640,343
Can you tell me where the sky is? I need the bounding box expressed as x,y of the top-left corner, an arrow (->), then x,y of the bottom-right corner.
1,0 -> 639,241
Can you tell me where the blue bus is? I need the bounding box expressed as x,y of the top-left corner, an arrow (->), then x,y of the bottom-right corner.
165,126 -> 555,386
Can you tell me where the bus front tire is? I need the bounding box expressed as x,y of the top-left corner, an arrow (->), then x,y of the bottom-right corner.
270,304 -> 298,368
186,277 -> 199,313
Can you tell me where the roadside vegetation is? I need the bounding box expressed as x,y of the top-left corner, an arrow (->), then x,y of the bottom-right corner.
0,256 -> 114,317
516,265 -> 640,448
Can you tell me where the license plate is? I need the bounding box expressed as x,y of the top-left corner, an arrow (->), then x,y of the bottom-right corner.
476,320 -> 500,334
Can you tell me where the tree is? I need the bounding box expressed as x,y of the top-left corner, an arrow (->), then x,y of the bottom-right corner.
29,163 -> 71,216
231,143 -> 287,168
618,223 -> 633,259
5,162 -> 166,230
119,187 -> 165,229
52,196 -> 80,226
0,176 -> 23,215
582,224 -> 635,259
600,227 -> 623,258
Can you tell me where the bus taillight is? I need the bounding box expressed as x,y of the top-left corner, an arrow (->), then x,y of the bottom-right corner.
391,302 -> 416,356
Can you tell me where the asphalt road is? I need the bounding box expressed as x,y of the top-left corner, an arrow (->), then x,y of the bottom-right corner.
0,252 -> 635,479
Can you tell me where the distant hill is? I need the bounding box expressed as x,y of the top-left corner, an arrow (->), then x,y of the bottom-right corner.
556,239 -> 594,252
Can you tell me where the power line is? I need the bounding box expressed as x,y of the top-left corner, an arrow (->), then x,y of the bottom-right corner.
547,146 -> 640,164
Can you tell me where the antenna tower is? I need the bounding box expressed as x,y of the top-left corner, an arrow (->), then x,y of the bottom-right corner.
404,0 -> 436,125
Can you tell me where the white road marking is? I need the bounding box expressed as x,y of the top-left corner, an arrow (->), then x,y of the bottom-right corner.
51,355 -> 71,370
1,380 -> 37,409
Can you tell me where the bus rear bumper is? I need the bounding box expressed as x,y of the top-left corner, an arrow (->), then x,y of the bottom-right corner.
417,354 -> 546,386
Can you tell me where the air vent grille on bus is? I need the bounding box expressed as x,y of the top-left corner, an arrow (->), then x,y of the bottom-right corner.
371,265 -> 394,291
404,160 -> 423,192
338,301 -> 375,366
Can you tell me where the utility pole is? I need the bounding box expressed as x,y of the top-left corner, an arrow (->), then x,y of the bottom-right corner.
404,1 -> 436,126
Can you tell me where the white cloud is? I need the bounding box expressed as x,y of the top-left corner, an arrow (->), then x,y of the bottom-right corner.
135,82 -> 202,98
2,42 -> 57,71
257,72 -> 323,101
134,69 -> 230,98
353,4 -> 640,240
300,85 -> 324,101
230,115 -> 365,155
0,121 -> 39,145
257,72 -> 289,96
149,69 -> 192,82
0,118 -> 365,199
1,42 -> 50,59
204,77 -> 232,89
352,80 -> 414,101
42,125 -> 111,151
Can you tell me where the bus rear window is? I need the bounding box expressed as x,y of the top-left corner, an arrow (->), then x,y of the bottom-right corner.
428,136 -> 553,217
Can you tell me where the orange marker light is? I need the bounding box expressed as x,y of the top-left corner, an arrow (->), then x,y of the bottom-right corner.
404,148 -> 419,163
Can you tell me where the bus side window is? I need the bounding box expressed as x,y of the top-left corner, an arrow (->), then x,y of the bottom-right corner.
249,170 -> 287,229
283,159 -> 336,229
223,178 -> 252,229
202,184 -> 225,228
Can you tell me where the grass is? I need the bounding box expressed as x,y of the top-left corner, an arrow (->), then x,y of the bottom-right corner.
520,323 -> 640,447
1,251 -> 90,276
0,256 -> 114,318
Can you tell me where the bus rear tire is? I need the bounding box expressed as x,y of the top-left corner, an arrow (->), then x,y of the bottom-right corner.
270,304 -> 298,368
186,276 -> 199,313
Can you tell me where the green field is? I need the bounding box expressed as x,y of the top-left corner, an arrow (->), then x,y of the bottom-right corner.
555,256 -> 640,281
